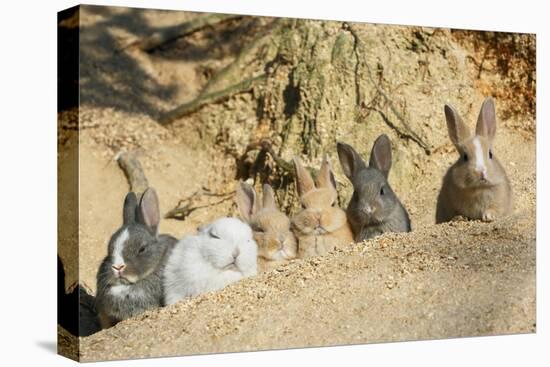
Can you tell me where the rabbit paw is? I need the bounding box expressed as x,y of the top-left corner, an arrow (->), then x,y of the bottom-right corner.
481,210 -> 496,222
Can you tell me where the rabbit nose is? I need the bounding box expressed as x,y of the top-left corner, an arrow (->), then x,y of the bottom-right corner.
315,212 -> 323,225
476,168 -> 488,180
363,205 -> 375,215
232,248 -> 240,259
112,264 -> 125,272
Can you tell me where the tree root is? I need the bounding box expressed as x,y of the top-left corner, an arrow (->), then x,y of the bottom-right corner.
200,18 -> 282,95
347,23 -> 431,154
234,139 -> 320,181
121,14 -> 241,52
369,86 -> 432,154
373,109 -> 428,152
164,187 -> 235,221
158,18 -> 282,125
158,74 -> 267,125
115,151 -> 148,195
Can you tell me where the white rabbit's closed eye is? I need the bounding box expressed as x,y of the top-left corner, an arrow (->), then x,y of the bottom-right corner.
208,230 -> 221,239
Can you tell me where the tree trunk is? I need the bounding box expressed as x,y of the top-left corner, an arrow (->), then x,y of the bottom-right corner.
158,17 -> 532,212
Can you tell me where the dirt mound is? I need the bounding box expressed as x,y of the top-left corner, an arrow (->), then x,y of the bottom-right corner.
77,217 -> 535,361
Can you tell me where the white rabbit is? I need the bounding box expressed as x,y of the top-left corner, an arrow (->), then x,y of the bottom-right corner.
163,217 -> 258,305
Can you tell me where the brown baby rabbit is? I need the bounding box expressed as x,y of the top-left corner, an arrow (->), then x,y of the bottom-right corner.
291,156 -> 354,258
236,182 -> 298,272
436,97 -> 512,223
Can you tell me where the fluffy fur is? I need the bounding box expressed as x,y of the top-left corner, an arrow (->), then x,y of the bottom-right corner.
436,97 -> 512,223
236,182 -> 297,271
163,217 -> 258,305
291,156 -> 354,258
337,135 -> 411,241
95,189 -> 177,329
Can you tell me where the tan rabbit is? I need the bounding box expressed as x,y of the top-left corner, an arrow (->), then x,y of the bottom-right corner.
291,156 -> 354,258
436,97 -> 512,223
236,182 -> 298,272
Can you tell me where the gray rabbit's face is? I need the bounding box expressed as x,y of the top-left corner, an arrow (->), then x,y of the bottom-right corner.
106,226 -> 166,284
102,188 -> 166,285
348,168 -> 397,225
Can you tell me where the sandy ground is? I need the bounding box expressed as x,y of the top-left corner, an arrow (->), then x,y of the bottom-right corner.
78,216 -> 535,361
57,5 -> 536,362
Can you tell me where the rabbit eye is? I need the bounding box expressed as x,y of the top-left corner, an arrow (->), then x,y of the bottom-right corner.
463,153 -> 469,162
489,150 -> 493,159
138,246 -> 147,254
209,232 -> 220,239
380,187 -> 385,196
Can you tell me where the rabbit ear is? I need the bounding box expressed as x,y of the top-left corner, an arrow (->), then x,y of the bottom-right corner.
123,192 -> 138,225
444,104 -> 470,147
293,156 -> 316,196
476,97 -> 497,141
337,142 -> 366,181
315,155 -> 337,190
138,188 -> 160,235
369,134 -> 392,178
262,184 -> 277,210
236,182 -> 258,222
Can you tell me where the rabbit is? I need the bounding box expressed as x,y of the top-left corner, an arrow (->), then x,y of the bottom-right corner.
95,188 -> 177,329
436,97 -> 512,223
163,217 -> 258,305
337,135 -> 411,241
236,182 -> 297,272
291,156 -> 354,258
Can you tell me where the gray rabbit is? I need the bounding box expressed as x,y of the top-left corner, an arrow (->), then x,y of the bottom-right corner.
95,188 -> 177,329
337,135 -> 411,241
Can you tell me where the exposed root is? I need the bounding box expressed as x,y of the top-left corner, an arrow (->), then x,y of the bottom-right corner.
158,18 -> 283,125
234,139 -> 320,181
236,140 -> 293,178
165,187 -> 235,221
200,18 -> 282,95
115,151 -> 148,194
121,14 -> 241,52
347,23 -> 431,154
374,109 -> 428,152
158,74 -> 267,125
